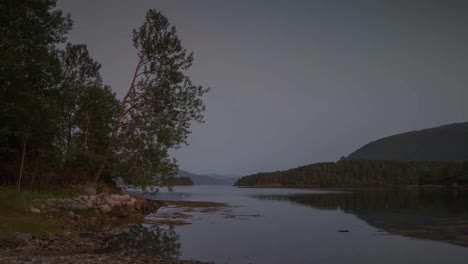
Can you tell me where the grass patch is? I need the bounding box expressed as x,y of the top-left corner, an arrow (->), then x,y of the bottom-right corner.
0,187 -> 74,239
0,186 -> 74,210
0,211 -> 58,239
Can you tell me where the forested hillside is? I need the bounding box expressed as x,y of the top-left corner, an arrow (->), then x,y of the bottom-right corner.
235,160 -> 468,187
347,122 -> 468,161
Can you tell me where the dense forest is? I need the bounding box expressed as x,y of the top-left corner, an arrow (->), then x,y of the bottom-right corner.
0,0 -> 208,191
346,121 -> 468,161
235,160 -> 468,187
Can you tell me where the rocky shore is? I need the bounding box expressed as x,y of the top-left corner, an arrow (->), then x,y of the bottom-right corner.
0,189 -> 210,264
27,193 -> 163,222
0,232 -> 208,264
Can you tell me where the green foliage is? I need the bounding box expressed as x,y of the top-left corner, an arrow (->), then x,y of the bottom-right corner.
0,1 -> 118,189
0,4 -> 207,190
236,160 -> 468,187
0,186 -> 73,209
58,43 -> 106,150
0,187 -> 73,238
109,10 -> 209,187
0,0 -> 72,188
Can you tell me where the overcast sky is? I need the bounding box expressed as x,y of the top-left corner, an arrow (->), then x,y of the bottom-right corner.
57,0 -> 468,176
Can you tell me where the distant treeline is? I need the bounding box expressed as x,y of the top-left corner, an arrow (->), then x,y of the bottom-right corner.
235,160 -> 468,187
163,177 -> 194,186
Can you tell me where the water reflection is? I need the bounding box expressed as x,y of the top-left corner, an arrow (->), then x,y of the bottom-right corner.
254,189 -> 468,247
108,224 -> 181,256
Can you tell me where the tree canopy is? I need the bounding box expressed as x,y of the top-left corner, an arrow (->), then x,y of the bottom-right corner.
96,10 -> 209,187
0,2 -> 208,191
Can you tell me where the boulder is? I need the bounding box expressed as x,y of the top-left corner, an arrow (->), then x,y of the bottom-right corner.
109,194 -> 131,202
62,198 -> 87,211
76,196 -> 93,209
68,211 -> 75,219
29,207 -> 41,214
98,204 -> 112,214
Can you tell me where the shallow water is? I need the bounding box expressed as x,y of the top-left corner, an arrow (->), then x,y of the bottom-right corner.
139,186 -> 468,264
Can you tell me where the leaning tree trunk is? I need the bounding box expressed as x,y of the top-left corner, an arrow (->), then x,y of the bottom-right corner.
92,54 -> 146,183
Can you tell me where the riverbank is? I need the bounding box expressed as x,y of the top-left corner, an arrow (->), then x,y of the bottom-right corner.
0,187 -> 210,264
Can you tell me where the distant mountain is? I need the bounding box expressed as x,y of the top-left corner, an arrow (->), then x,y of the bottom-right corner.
235,121 -> 468,188
347,121 -> 468,161
177,170 -> 238,185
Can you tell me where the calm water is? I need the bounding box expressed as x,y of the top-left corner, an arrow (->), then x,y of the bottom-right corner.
135,186 -> 468,264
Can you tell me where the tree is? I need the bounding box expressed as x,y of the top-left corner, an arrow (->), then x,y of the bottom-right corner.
0,0 -> 72,190
58,43 -> 103,152
58,44 -> 119,184
94,10 -> 209,186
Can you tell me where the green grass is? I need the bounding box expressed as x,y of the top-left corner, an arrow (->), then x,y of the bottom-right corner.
0,211 -> 58,238
0,187 -> 74,239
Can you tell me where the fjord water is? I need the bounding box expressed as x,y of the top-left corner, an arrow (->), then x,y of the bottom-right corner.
148,186 -> 468,264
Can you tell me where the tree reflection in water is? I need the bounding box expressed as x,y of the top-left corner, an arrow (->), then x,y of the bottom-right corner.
109,224 -> 180,256
254,189 -> 468,247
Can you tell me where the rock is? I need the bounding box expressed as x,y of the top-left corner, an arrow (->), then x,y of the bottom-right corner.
88,195 -> 97,204
79,232 -> 96,239
110,194 -> 131,202
29,207 -> 41,214
105,197 -> 118,208
2,233 -> 33,248
48,234 -> 60,241
113,206 -> 128,218
76,196 -> 93,209
98,204 -> 112,214
134,199 -> 144,211
62,198 -> 87,211
68,211 -> 75,218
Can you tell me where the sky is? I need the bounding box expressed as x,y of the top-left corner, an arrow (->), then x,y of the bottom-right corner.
57,0 -> 468,176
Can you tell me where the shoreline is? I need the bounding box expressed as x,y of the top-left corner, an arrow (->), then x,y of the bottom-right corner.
234,184 -> 468,190
0,191 -> 212,264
